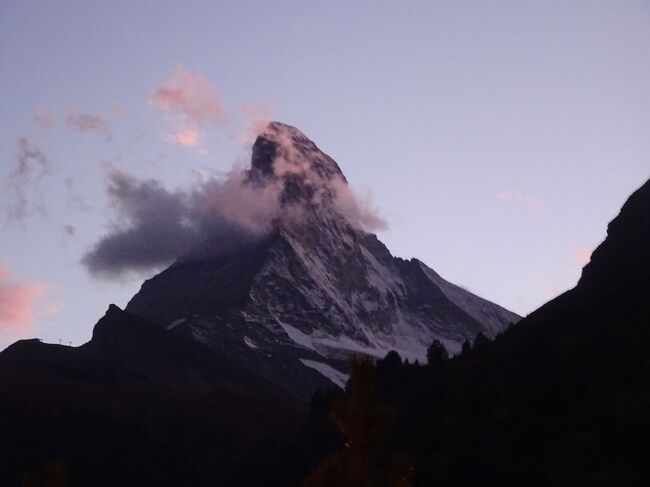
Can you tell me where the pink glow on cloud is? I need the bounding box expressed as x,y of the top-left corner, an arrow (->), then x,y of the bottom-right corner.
239,102 -> 276,142
150,67 -> 278,150
497,188 -> 542,212
573,247 -> 592,265
0,267 -> 53,340
151,66 -> 226,127
166,128 -> 201,147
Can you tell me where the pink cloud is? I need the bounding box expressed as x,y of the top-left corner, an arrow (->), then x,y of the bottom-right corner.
239,102 -> 276,142
331,179 -> 388,232
573,247 -> 592,265
151,66 -> 226,132
0,267 -> 50,340
150,67 -> 279,150
165,128 -> 201,147
496,188 -> 542,212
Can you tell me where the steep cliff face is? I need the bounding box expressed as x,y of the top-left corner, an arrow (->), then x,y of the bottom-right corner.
125,122 -> 519,391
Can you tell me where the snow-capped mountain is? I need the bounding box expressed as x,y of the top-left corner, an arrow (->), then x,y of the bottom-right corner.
124,122 -> 519,395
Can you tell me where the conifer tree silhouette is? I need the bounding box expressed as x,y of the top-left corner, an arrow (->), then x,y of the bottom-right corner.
304,356 -> 415,487
426,339 -> 448,366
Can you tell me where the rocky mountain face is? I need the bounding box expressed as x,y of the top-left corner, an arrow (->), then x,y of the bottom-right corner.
124,121 -> 519,395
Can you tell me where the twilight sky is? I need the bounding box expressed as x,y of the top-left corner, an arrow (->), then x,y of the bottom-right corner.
1,0 -> 649,348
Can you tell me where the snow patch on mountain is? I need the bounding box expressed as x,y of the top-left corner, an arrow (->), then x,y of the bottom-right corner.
416,261 -> 517,336
299,359 -> 348,388
276,314 -> 453,363
167,318 -> 186,330
243,336 -> 258,349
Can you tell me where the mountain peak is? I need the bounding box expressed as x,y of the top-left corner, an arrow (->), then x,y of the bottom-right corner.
249,121 -> 347,190
124,121 -> 519,369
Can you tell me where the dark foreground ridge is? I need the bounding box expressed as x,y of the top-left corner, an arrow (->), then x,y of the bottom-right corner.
0,305 -> 304,485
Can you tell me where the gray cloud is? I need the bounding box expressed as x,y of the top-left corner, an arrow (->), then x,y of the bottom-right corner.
82,166 -> 281,278
83,123 -> 387,278
2,137 -> 50,221
64,177 -> 91,212
33,109 -> 54,129
66,110 -> 111,139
